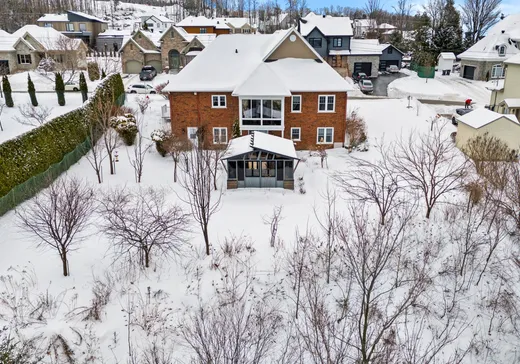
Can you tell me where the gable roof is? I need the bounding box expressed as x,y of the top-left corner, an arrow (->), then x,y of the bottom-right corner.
143,14 -> 174,23
354,19 -> 377,28
66,10 -> 107,23
224,131 -> 298,160
438,52 -> 456,60
12,25 -> 83,50
501,98 -> 520,108
378,23 -> 396,30
215,17 -> 251,29
458,108 -> 519,128
300,13 -> 353,37
381,43 -> 404,54
177,15 -> 231,29
163,29 -> 352,94
38,14 -> 69,22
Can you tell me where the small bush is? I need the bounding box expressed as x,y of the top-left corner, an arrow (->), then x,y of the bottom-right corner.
111,113 -> 138,146
345,108 -> 368,151
2,76 -> 13,107
151,129 -> 171,157
87,61 -> 100,81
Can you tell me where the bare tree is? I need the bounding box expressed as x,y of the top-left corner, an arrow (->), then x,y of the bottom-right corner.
461,0 -> 502,46
136,96 -> 151,114
263,205 -> 283,248
17,177 -> 94,277
208,144 -> 227,191
14,104 -> 53,127
99,187 -> 190,269
393,0 -> 413,30
391,122 -> 468,219
162,133 -> 192,183
364,0 -> 382,22
38,36 -> 87,83
179,147 -> 222,256
85,123 -> 107,184
424,0 -> 446,37
286,228 -> 313,319
129,119 -> 153,183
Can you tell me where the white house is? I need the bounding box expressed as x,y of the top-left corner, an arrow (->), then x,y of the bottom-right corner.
353,18 -> 377,38
140,14 -> 174,32
437,52 -> 456,72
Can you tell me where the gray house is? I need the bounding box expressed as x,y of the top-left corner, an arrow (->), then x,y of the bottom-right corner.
379,44 -> 403,71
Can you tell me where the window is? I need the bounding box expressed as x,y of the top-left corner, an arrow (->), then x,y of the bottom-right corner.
228,161 -> 237,179
66,23 -> 74,31
284,161 -> 294,180
308,38 -> 322,48
171,30 -> 175,38
318,95 -> 335,112
79,23 -> 86,31
291,127 -> 301,141
130,43 -> 133,50
317,127 -> 334,144
213,127 -> 228,144
17,54 -> 31,64
44,23 -> 52,28
246,161 -> 260,177
241,98 -> 282,127
333,38 -> 342,47
200,28 -> 207,33
499,45 -> 506,56
53,54 -> 64,63
261,161 -> 276,177
387,47 -> 393,54
291,95 -> 301,112
491,64 -> 505,79
212,95 -> 226,108
138,34 -> 142,39
243,28 -> 251,34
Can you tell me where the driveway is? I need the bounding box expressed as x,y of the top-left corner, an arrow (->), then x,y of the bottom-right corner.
371,72 -> 408,96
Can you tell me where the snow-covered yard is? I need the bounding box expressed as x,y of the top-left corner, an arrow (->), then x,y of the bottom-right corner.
0,95 -> 517,362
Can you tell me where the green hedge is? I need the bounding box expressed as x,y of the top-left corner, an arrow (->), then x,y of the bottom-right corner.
0,73 -> 125,198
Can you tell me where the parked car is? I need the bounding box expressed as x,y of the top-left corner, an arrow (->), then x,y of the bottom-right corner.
139,65 -> 157,81
126,84 -> 156,94
352,72 -> 368,83
64,81 -> 80,91
451,108 -> 473,125
359,79 -> 374,94
386,65 -> 399,73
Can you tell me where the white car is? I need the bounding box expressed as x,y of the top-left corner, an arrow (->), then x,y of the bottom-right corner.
64,81 -> 80,91
126,84 -> 157,94
386,65 -> 399,73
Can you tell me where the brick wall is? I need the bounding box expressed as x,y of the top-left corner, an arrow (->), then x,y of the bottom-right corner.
169,91 -> 347,149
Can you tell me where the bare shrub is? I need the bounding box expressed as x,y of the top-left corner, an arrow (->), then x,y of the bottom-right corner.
136,95 -> 151,114
462,132 -> 515,176
17,178 -> 94,277
263,206 -> 283,248
14,104 -> 53,127
162,133 -> 192,182
129,117 -> 153,183
75,272 -> 114,322
154,81 -> 169,100
345,108 -> 368,150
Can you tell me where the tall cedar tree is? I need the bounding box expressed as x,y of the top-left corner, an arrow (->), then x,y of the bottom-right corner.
55,72 -> 65,106
433,0 -> 463,54
2,76 -> 13,107
412,13 -> 436,66
79,71 -> 88,103
27,74 -> 38,107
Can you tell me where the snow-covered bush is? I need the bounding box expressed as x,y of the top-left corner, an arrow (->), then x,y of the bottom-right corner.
111,113 -> 138,146
151,129 -> 171,157
137,95 -> 151,113
346,108 -> 368,152
37,57 -> 56,75
154,81 -> 169,100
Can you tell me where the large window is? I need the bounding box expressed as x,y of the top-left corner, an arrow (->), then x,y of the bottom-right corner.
44,23 -> 52,28
261,161 -> 276,177
212,95 -> 226,108
318,95 -> 335,112
308,38 -> 322,47
66,23 -> 74,31
17,54 -> 31,64
213,127 -> 228,144
317,127 -> 334,144
491,64 -> 505,79
333,38 -> 342,47
291,95 -> 301,112
241,98 -> 282,127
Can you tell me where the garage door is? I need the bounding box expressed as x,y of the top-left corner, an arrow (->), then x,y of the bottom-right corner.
380,59 -> 399,71
147,60 -> 162,72
463,65 -> 475,80
354,62 -> 372,76
0,60 -> 9,75
125,60 -> 142,74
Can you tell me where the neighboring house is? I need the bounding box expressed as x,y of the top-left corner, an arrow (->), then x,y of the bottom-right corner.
96,29 -> 131,53
176,16 -> 231,35
487,53 -> 520,119
214,17 -> 257,34
458,13 -> 520,80
0,25 -> 87,74
120,27 -> 215,74
437,52 -> 456,72
37,10 -> 108,48
378,23 -> 397,31
259,13 -> 290,33
163,28 -> 353,153
379,44 -> 404,71
455,108 -> 520,152
140,15 -> 175,33
353,18 -> 377,38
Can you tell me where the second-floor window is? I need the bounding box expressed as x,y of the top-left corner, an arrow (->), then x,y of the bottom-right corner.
200,27 -> 207,33
499,45 -> 506,56
242,99 -> 282,126
79,23 -> 86,31
213,127 -> 228,144
333,38 -> 342,47
491,64 -> 505,79
291,95 -> 301,112
66,23 -> 74,31
212,95 -> 226,108
318,95 -> 335,112
388,47 -> 393,54
308,38 -> 322,48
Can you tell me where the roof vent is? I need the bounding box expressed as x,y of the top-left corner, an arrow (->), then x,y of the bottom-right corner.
502,30 -> 505,33
322,14 -> 326,18
501,13 -> 505,20
235,49 -> 238,53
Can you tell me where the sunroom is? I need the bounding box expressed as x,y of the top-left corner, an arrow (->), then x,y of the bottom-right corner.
222,131 -> 299,189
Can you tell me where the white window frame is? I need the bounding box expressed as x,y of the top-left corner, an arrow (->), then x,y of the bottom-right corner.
318,95 -> 335,113
239,97 -> 285,131
317,127 -> 334,144
187,127 -> 198,146
333,37 -> 342,47
211,95 -> 226,108
291,95 -> 302,113
499,45 -> 506,56
213,127 -> 228,144
291,127 -> 301,141
491,64 -> 505,79
79,23 -> 86,31
66,23 -> 74,31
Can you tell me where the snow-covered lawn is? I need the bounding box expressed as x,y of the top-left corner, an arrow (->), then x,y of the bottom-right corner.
0,95 -> 516,362
0,92 -> 85,143
388,69 -> 492,106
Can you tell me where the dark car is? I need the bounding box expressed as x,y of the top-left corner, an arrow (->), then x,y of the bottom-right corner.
451,108 -> 474,125
352,71 -> 368,83
139,65 -> 157,81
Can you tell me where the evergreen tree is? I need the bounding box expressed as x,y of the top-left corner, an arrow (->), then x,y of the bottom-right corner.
412,13 -> 436,66
79,71 -> 88,103
27,74 -> 38,107
232,119 -> 240,138
55,73 -> 65,106
433,0 -> 463,54
2,75 -> 13,108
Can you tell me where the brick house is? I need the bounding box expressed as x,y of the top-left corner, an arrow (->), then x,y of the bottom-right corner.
163,29 -> 352,150
120,26 -> 215,74
176,15 -> 257,35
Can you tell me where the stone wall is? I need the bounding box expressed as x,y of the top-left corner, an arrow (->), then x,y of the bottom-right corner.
461,59 -> 505,81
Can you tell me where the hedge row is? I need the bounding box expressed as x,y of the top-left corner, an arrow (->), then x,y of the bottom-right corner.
0,73 -> 125,197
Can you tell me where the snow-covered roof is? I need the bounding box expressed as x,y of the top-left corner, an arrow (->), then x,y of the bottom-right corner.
0,29 -> 10,36
177,15 -> 231,29
12,25 -> 83,50
183,33 -> 217,47
378,23 -> 396,30
300,13 -> 353,37
185,50 -> 201,56
502,98 -> 520,108
224,131 -> 298,160
331,39 -> 382,56
438,52 -> 456,60
380,43 -> 404,54
143,14 -> 174,23
67,10 -> 107,23
215,17 -> 251,29
354,19 -> 377,28
485,79 -> 505,91
458,14 -> 520,61
0,36 -> 17,51
457,107 -> 519,128
163,29 -> 351,94
38,14 -> 69,22
506,53 -> 520,65
98,29 -> 131,37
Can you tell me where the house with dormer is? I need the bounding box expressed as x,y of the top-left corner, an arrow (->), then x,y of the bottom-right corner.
120,26 -> 215,74
458,13 -> 520,80
163,28 -> 352,153
487,53 -> 520,119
